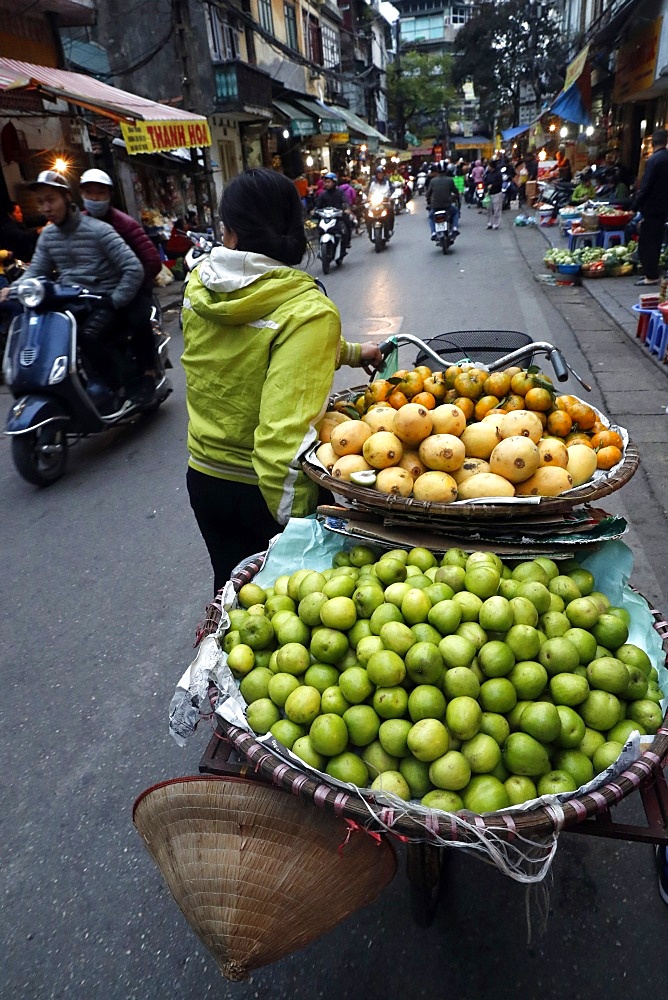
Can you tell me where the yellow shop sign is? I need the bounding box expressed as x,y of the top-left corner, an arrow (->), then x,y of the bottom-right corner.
120,119 -> 212,155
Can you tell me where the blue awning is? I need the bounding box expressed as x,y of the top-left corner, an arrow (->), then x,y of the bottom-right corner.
548,83 -> 592,126
501,124 -> 531,141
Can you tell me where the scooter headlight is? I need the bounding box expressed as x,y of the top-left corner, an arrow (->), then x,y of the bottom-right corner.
17,278 -> 46,309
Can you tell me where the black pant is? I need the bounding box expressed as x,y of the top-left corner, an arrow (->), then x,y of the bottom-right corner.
76,304 -> 123,389
118,289 -> 156,373
638,213 -> 668,280
186,467 -> 281,595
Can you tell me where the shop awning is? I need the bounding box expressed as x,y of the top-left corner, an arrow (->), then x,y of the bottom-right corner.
290,96 -> 347,134
330,105 -> 390,143
0,57 -> 211,152
501,124 -> 531,141
546,44 -> 592,126
272,99 -> 316,137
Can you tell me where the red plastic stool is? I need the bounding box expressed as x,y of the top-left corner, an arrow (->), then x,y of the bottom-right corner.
632,303 -> 655,342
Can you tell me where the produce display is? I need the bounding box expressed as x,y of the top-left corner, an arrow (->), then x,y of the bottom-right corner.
315,363 -> 626,502
225,544 -> 666,813
543,244 -> 635,277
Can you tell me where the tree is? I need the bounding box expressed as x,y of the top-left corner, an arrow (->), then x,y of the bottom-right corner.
386,51 -> 456,145
452,1 -> 569,132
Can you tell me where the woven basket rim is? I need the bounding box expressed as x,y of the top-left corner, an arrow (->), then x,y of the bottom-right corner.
202,560 -> 668,842
302,441 -> 639,520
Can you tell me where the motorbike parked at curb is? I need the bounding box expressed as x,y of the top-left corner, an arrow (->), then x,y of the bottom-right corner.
2,276 -> 172,485
365,193 -> 393,253
313,207 -> 347,274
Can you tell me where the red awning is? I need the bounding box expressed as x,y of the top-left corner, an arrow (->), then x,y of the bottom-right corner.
0,58 -> 211,152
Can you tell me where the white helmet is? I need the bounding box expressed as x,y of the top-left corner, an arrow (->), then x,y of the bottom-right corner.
80,168 -> 113,187
29,170 -> 71,191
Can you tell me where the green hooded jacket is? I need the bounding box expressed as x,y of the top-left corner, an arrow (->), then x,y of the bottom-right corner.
182,246 -> 354,524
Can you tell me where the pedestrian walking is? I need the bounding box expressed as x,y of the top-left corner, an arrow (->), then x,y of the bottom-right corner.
633,129 -> 668,286
485,160 -> 504,229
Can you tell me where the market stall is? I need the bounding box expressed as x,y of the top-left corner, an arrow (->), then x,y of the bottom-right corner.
137,334 -> 668,979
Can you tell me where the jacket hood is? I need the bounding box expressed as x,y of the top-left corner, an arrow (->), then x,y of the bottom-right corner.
186,245 -> 320,327
197,245 -> 291,292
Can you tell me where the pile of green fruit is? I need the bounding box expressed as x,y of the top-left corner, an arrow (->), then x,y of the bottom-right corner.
223,545 -> 666,814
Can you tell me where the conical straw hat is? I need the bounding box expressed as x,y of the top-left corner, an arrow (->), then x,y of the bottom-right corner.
133,776 -> 396,980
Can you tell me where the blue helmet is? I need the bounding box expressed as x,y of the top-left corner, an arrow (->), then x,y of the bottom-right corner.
324,171 -> 338,180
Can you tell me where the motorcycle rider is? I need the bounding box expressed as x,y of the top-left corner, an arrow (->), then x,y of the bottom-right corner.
79,169 -> 162,400
367,165 -> 394,238
313,171 -> 352,248
0,170 -> 144,397
426,163 -> 460,240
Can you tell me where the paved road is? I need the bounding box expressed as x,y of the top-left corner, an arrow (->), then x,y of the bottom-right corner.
1,203 -> 667,999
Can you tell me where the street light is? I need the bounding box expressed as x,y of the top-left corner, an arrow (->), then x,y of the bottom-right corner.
560,126 -> 568,138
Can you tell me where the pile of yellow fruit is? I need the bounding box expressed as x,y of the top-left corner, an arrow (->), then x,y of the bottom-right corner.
316,364 -> 625,502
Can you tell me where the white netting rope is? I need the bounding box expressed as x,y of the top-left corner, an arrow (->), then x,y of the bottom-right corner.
349,784 -> 564,884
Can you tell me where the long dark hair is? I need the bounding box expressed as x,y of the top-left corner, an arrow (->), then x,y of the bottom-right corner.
219,168 -> 306,265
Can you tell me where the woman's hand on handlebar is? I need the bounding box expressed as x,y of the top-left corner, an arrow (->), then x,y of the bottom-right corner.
360,341 -> 384,375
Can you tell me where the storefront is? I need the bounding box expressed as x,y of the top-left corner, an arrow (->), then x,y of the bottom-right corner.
0,56 -> 212,227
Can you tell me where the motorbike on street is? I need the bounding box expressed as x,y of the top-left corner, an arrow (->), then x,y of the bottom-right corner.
473,181 -> 485,211
415,172 -> 427,197
313,207 -> 347,274
365,193 -> 393,253
3,276 -> 172,485
390,186 -> 406,216
432,209 -> 454,254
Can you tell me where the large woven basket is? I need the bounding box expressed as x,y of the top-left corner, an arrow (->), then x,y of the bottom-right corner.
196,559 -> 668,849
302,441 -> 640,521
133,776 -> 396,981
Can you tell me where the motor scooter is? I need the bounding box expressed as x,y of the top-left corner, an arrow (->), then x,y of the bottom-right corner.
473,182 -> 485,211
391,186 -> 406,216
366,193 -> 392,253
415,172 -> 427,197
432,209 -> 454,255
313,207 -> 347,274
3,276 -> 172,485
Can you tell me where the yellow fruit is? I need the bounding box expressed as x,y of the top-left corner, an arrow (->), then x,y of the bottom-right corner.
460,421 -> 503,459
430,404 -> 467,436
315,442 -> 338,471
596,445 -> 623,470
524,387 -> 554,412
331,454 -> 374,481
412,470 -> 458,503
537,437 -> 569,468
489,436 -> 540,483
398,449 -> 428,479
392,403 -> 434,446
362,406 -> 396,433
456,473 -> 515,499
364,380 -> 394,408
418,433 -> 466,472
362,431 -> 404,468
451,457 -> 491,484
566,444 -> 598,486
317,410 -> 348,443
375,467 -> 414,497
515,466 -> 574,496
329,419 -> 372,456
498,410 -> 543,443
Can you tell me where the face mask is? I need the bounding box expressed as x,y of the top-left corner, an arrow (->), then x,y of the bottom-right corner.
83,198 -> 110,217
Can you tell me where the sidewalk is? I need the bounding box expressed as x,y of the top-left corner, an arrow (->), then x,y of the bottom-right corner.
535,217 -> 665,370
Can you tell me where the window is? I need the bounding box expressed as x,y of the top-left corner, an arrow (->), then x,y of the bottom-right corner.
321,23 -> 340,69
284,2 -> 299,51
257,0 -> 274,35
451,6 -> 470,24
301,10 -> 323,65
206,8 -> 241,60
401,15 -> 444,43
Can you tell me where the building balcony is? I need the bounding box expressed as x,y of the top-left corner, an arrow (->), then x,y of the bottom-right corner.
213,61 -> 273,119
